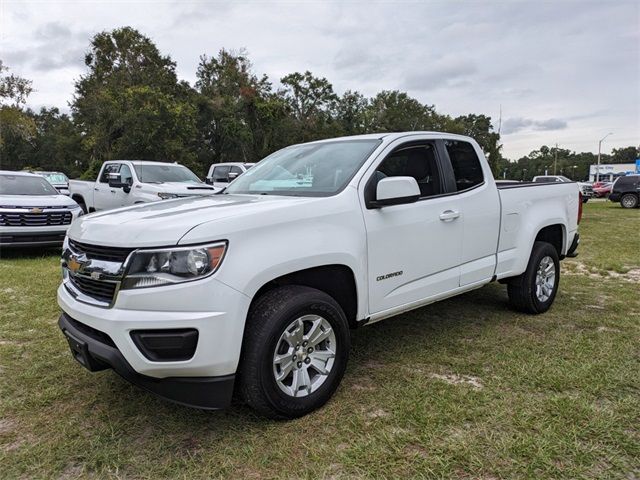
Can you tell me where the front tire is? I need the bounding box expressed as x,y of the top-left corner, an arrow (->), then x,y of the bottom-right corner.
507,241 -> 560,314
620,193 -> 638,209
238,286 -> 350,419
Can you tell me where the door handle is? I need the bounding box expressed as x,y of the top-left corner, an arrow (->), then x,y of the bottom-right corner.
439,210 -> 460,221
110,189 -> 116,193
94,187 -> 99,191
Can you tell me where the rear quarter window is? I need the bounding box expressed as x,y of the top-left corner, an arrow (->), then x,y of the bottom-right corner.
444,140 -> 484,191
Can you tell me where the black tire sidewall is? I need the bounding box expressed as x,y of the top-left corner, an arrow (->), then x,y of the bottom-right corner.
249,288 -> 350,418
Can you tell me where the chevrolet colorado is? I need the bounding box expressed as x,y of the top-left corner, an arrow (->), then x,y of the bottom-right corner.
57,132 -> 581,418
69,160 -> 215,212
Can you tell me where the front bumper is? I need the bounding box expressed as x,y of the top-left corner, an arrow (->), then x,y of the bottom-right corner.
0,229 -> 68,247
58,313 -> 235,409
608,192 -> 621,202
57,277 -> 251,379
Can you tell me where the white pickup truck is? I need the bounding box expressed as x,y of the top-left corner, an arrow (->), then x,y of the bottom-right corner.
57,132 -> 581,419
68,160 -> 215,212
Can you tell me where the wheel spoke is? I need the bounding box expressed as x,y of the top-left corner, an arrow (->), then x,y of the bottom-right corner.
309,349 -> 335,362
275,359 -> 294,382
309,326 -> 332,346
292,368 -> 311,396
284,318 -> 304,346
310,358 -> 329,375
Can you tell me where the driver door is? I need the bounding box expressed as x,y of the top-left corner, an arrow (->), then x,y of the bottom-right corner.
94,163 -> 120,211
362,140 -> 463,314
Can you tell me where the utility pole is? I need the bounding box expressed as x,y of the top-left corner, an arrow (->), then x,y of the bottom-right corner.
554,143 -> 558,175
596,133 -> 613,182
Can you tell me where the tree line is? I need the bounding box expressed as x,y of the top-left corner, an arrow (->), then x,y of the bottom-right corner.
0,27 -> 637,181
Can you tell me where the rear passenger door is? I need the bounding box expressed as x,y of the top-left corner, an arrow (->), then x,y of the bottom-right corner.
442,140 -> 500,286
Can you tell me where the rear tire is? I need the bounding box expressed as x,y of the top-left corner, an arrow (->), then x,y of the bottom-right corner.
620,193 -> 638,209
507,241 -> 560,314
238,285 -> 350,419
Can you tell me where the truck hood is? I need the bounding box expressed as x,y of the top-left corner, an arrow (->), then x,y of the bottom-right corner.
147,182 -> 216,196
0,194 -> 78,208
67,194 -> 316,247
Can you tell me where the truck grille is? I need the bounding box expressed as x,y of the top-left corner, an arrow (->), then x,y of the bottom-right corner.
69,239 -> 134,262
0,210 -> 72,227
68,275 -> 118,304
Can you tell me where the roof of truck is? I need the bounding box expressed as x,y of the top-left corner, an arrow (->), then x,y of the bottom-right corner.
103,160 -> 185,166
309,131 -> 472,144
0,170 -> 40,177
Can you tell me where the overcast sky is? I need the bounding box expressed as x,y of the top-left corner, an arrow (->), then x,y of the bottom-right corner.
1,0 -> 638,159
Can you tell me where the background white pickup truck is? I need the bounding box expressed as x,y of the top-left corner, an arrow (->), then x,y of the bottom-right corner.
205,162 -> 255,191
69,160 -> 215,212
57,132 -> 581,419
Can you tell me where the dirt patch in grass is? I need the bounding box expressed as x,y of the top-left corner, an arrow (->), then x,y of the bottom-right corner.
564,261 -> 640,282
429,373 -> 484,390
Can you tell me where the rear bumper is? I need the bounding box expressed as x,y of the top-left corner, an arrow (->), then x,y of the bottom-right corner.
58,313 -> 235,409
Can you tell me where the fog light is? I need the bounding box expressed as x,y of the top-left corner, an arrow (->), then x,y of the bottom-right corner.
130,329 -> 198,361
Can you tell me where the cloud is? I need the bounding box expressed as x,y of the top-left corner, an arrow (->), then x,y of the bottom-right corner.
502,117 -> 568,135
0,0 -> 637,158
403,58 -> 477,91
36,22 -> 72,40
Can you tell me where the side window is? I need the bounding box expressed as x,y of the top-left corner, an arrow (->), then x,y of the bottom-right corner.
445,140 -> 484,191
212,166 -> 231,183
119,164 -> 134,185
99,163 -> 120,183
367,143 -> 442,200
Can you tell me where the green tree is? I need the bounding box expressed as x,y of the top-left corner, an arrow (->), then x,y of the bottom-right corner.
335,90 -> 369,135
367,90 -> 437,132
610,146 -> 639,164
280,71 -> 338,141
0,60 -> 36,163
72,27 -> 197,172
195,49 -> 277,167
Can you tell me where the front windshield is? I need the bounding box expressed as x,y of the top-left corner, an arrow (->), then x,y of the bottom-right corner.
0,175 -> 60,195
133,164 -> 201,183
42,173 -> 68,184
225,139 -> 380,197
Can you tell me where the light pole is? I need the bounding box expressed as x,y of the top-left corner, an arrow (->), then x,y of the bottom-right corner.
596,132 -> 613,182
572,165 -> 577,180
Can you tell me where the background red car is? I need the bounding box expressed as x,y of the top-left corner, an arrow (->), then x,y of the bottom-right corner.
592,181 -> 613,197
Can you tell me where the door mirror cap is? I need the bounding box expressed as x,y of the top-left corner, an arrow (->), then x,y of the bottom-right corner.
107,173 -> 131,193
370,176 -> 420,208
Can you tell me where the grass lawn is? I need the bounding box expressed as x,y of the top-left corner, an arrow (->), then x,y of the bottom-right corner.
1,200 -> 638,479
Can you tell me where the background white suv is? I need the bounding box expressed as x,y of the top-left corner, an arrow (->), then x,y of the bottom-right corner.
206,162 -> 254,191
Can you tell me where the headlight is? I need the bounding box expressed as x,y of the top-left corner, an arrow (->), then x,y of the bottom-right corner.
121,242 -> 227,289
157,192 -> 180,200
71,205 -> 84,216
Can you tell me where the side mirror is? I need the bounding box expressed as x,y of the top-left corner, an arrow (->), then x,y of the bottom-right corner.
227,172 -> 239,182
369,176 -> 420,208
108,173 -> 131,193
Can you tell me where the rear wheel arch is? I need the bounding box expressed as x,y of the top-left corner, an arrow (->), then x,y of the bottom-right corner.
534,224 -> 565,257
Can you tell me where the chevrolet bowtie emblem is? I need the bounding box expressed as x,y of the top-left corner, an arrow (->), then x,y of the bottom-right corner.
29,207 -> 43,214
68,257 -> 82,273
